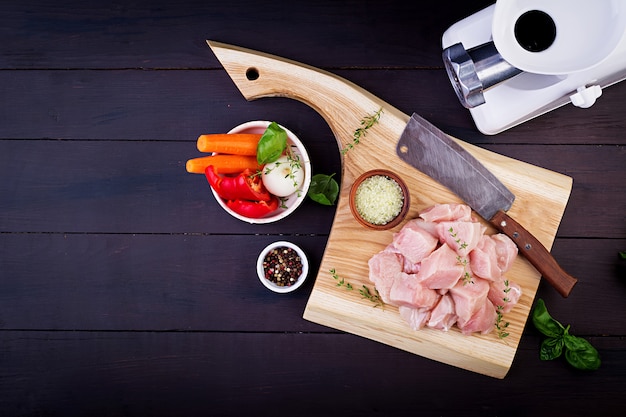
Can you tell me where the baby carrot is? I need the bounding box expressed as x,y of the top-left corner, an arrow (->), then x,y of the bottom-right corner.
196,133 -> 262,155
185,154 -> 261,174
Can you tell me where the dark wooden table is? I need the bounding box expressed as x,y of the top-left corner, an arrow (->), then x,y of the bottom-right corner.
1,1 -> 625,415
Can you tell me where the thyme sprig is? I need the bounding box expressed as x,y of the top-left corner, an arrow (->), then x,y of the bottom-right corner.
448,226 -> 469,251
330,268 -> 383,308
456,256 -> 474,285
449,227 -> 473,285
330,268 -> 353,290
495,279 -> 511,339
341,107 -> 383,154
358,284 -> 383,308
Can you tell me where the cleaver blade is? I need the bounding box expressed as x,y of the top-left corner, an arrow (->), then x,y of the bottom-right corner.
397,113 -> 577,297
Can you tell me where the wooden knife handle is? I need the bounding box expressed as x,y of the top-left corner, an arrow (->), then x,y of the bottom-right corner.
491,210 -> 577,297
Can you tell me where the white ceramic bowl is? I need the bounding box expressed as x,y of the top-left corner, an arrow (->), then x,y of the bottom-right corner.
256,241 -> 309,293
210,121 -> 311,224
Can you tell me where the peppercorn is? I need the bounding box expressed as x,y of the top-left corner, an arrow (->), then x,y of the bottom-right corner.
262,246 -> 303,286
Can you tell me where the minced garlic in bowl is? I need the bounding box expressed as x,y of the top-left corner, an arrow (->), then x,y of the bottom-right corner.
349,170 -> 410,230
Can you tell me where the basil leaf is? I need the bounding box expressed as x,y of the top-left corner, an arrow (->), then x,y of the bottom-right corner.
564,333 -> 593,352
540,337 -> 564,361
532,298 -> 565,338
257,122 -> 288,165
308,173 -> 339,206
563,333 -> 601,370
565,343 -> 601,371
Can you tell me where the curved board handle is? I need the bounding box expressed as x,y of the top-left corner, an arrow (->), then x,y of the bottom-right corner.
207,40 -> 409,176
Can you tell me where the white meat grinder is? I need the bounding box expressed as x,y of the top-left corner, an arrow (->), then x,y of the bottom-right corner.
442,0 -> 626,134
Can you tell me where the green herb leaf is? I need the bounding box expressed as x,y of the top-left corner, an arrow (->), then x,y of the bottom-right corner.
540,337 -> 564,361
358,285 -> 383,308
330,269 -> 382,308
565,342 -> 601,371
563,332 -> 601,370
532,298 -> 565,338
619,250 -> 626,260
532,298 -> 601,371
330,268 -> 353,290
563,333 -> 591,351
257,122 -> 287,165
341,108 -> 383,154
308,173 -> 339,206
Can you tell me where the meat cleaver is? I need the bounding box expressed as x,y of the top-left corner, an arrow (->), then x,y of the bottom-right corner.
397,113 -> 577,297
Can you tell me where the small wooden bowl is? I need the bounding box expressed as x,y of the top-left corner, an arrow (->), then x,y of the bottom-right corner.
349,169 -> 410,230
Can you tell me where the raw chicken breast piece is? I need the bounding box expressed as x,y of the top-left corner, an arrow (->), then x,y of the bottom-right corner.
405,218 -> 439,238
368,250 -> 404,304
488,277 -> 522,314
389,272 -> 440,309
427,293 -> 457,331
419,203 -> 473,223
381,243 -> 420,273
458,297 -> 497,335
492,233 -> 518,273
417,244 -> 464,290
449,277 -> 490,327
402,257 -> 421,274
436,221 -> 485,256
469,235 -> 501,281
399,306 -> 431,330
391,220 -> 439,265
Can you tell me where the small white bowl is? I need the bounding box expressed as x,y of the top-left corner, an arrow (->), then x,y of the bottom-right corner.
210,120 -> 311,224
256,241 -> 309,293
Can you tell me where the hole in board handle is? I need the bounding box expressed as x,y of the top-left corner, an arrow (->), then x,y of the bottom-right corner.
246,67 -> 260,81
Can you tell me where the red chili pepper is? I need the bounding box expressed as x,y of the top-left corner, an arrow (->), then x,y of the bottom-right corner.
226,197 -> 280,218
205,166 -> 271,201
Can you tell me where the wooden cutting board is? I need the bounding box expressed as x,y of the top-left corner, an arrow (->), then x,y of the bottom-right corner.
208,41 -> 573,379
